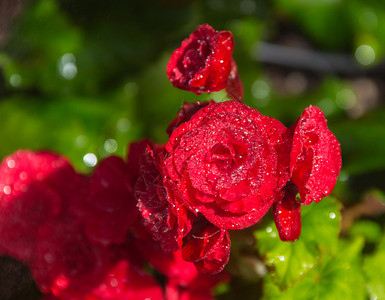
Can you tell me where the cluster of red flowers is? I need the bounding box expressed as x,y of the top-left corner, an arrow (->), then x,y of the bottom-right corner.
0,24 -> 341,299
0,150 -> 228,299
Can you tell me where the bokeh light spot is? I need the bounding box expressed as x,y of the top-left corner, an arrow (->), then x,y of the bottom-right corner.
355,45 -> 375,65
104,139 -> 118,153
83,153 -> 98,167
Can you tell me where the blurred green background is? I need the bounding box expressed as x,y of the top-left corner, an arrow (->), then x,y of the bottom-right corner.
1,0 -> 385,299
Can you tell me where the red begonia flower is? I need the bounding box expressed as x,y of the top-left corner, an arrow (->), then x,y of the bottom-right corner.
288,105 -> 342,205
167,24 -> 234,94
0,150 -> 79,263
31,217 -> 110,298
135,141 -> 194,252
273,182 -> 301,241
273,105 -> 341,241
182,222 -> 230,274
164,100 -> 288,230
71,156 -> 138,246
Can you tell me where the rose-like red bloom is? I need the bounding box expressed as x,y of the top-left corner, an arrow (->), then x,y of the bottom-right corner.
164,100 -> 288,230
71,156 -> 138,247
167,24 -> 234,94
0,150 -> 81,263
273,105 -> 342,241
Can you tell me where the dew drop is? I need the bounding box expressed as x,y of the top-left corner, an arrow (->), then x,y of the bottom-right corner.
19,171 -> 28,180
7,159 -> 15,169
104,139 -> 118,153
3,185 -> 11,195
304,132 -> 319,146
110,278 -> 118,287
44,253 -> 55,264
83,153 -> 98,167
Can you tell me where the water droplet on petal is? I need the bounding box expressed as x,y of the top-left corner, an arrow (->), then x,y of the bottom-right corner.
110,278 -> 118,287
3,185 -> 11,195
19,171 -> 28,180
7,159 -> 15,169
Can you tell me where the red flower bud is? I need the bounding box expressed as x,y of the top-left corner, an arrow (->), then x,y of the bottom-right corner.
167,24 -> 234,94
273,183 -> 302,241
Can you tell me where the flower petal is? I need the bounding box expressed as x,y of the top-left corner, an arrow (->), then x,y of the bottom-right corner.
273,183 -> 302,241
289,105 -> 342,204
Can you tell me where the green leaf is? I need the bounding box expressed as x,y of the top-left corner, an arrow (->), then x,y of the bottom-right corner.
363,235 -> 385,300
255,197 -> 341,289
349,220 -> 382,244
262,237 -> 366,300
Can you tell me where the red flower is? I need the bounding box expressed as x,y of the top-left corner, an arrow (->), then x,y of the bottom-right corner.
273,106 -> 342,241
164,100 -> 288,230
0,150 -> 80,263
167,24 -> 234,94
71,156 -> 138,247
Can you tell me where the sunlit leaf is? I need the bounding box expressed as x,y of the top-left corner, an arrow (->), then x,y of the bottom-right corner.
255,197 -> 341,289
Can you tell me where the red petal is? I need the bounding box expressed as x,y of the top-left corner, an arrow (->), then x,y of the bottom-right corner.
194,230 -> 230,274
273,183 -> 301,241
31,217 -> 110,298
75,156 -> 138,246
166,100 -> 212,136
0,150 -> 78,263
182,223 -> 230,274
289,105 -> 342,204
226,59 -> 244,102
90,260 -> 164,300
136,143 -> 194,252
